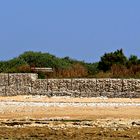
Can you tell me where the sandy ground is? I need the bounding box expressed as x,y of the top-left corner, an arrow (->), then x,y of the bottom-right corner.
1,106 -> 140,120
1,95 -> 140,103
0,95 -> 140,120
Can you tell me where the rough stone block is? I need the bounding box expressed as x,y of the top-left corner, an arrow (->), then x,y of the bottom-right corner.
0,73 -> 8,86
58,79 -> 72,92
135,80 -> 140,92
47,79 -> 60,92
0,86 -> 6,96
100,92 -> 115,98
123,79 -> 135,92
9,73 -> 33,86
17,86 -> 32,95
72,79 -> 96,93
30,73 -> 38,81
109,79 -> 122,92
31,79 -> 48,94
96,79 -> 111,92
5,85 -> 17,96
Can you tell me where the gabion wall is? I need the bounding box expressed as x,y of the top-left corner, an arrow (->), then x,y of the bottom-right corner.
0,73 -> 140,97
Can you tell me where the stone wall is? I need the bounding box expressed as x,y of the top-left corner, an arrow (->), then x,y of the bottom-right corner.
0,73 -> 37,96
0,73 -> 140,97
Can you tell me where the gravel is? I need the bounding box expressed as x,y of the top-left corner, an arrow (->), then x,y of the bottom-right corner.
0,101 -> 140,107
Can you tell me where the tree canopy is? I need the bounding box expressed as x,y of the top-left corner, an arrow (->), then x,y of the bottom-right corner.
98,49 -> 127,72
0,49 -> 140,78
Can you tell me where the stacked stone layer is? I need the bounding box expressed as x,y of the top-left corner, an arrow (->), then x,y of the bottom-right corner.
0,73 -> 140,97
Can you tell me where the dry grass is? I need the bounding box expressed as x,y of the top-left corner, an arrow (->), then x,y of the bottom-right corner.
0,126 -> 139,140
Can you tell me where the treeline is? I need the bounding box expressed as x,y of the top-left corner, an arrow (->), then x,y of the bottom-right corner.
0,51 -> 98,78
0,49 -> 140,78
97,49 -> 140,78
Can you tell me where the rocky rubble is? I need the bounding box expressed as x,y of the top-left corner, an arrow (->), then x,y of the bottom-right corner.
0,119 -> 140,129
0,101 -> 140,107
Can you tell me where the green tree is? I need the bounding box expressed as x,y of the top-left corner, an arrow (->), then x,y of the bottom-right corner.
98,49 -> 127,72
127,55 -> 139,67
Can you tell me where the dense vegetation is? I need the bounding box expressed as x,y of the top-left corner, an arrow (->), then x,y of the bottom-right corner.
0,51 -> 98,78
97,49 -> 140,78
0,49 -> 140,78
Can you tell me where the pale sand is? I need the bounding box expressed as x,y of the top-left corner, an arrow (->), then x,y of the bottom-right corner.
1,106 -> 140,120
0,95 -> 140,120
0,95 -> 140,103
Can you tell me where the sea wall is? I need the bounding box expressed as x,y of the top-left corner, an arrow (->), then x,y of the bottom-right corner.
0,73 -> 140,97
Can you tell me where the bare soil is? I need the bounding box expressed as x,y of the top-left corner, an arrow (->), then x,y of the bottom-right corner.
0,95 -> 140,139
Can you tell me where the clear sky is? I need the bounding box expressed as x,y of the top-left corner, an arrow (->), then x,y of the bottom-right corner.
0,0 -> 140,62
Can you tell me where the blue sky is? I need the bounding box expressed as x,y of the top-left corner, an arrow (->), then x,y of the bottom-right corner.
0,0 -> 140,62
